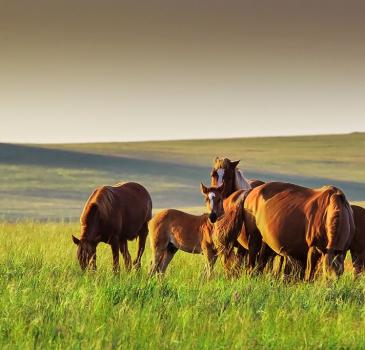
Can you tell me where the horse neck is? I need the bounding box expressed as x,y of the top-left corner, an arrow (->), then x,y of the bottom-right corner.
80,204 -> 100,241
224,176 -> 236,198
202,215 -> 214,240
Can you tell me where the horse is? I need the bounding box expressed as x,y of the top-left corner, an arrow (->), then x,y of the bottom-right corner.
213,182 -> 355,280
72,182 -> 152,272
149,183 -> 225,275
350,205 -> 365,274
210,157 -> 252,198
210,157 -> 266,267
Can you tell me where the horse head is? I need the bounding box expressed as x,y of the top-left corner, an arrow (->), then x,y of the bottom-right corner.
210,157 -> 240,197
72,235 -> 97,271
200,182 -> 225,223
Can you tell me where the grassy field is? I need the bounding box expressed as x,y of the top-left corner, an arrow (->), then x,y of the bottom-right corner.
1,133 -> 365,219
1,134 -> 365,348
1,221 -> 365,350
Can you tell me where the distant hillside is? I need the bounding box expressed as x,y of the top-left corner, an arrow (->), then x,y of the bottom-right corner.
0,133 -> 364,220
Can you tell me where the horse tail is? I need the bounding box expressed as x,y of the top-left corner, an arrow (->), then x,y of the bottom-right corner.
213,198 -> 245,270
146,193 -> 153,221
324,188 -> 354,277
326,188 -> 354,250
148,214 -> 157,251
148,211 -> 170,275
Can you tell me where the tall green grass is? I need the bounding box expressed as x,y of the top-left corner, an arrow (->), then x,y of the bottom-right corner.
1,221 -> 365,349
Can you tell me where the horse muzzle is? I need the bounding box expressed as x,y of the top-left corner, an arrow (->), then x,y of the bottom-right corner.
209,212 -> 218,223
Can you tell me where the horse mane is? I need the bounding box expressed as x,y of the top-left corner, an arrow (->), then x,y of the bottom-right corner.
96,186 -> 115,221
213,196 -> 246,270
80,186 -> 115,239
214,157 -> 230,169
234,169 -> 252,191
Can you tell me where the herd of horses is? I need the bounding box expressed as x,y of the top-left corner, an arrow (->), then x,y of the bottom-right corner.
72,157 -> 365,281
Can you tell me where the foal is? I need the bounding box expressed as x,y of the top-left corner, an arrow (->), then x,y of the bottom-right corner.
149,183 -> 225,275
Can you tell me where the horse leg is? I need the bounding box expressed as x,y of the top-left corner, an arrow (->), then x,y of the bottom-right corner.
305,246 -> 322,281
159,243 -> 178,273
202,244 -> 217,278
352,253 -> 365,276
149,247 -> 165,276
285,257 -> 306,280
111,238 -> 120,273
120,239 -> 132,272
275,255 -> 284,277
257,242 -> 274,273
236,244 -> 247,270
133,222 -> 148,270
248,231 -> 262,271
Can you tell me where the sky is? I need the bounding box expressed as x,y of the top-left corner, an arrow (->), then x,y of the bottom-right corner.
1,0 -> 365,143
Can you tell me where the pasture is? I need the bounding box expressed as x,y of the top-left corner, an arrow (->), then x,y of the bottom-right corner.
2,221 -> 365,349
1,133 -> 365,349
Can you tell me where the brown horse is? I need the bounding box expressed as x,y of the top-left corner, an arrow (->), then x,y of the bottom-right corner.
210,157 -> 266,266
72,182 -> 152,272
214,182 -> 355,279
149,184 -> 225,275
210,157 -> 252,198
350,205 -> 365,274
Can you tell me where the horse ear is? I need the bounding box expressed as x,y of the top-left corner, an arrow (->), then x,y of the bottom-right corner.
200,182 -> 209,195
230,160 -> 240,168
72,235 -> 80,245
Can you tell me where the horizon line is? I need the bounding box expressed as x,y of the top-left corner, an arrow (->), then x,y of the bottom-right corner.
1,130 -> 364,146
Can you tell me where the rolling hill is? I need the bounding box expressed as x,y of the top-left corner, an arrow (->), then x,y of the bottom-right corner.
0,133 -> 364,220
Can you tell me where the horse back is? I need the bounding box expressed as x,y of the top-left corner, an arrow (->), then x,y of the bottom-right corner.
248,179 -> 265,188
109,182 -> 152,236
223,190 -> 246,211
110,182 -> 152,215
150,209 -> 208,233
149,209 -> 210,253
245,182 -> 352,257
81,182 -> 152,242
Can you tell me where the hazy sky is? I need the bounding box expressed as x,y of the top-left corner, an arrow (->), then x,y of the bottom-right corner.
1,0 -> 365,143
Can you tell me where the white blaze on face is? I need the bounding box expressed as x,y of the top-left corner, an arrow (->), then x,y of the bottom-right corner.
208,192 -> 216,210
217,169 -> 225,186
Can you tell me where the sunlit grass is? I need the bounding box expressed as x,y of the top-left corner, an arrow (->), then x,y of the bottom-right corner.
1,221 -> 365,349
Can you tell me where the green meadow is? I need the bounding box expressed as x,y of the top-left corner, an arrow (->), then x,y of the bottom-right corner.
1,222 -> 365,349
0,133 -> 365,349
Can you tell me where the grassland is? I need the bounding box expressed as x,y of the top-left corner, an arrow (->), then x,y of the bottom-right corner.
1,133 -> 365,219
1,221 -> 365,350
0,133 -> 365,349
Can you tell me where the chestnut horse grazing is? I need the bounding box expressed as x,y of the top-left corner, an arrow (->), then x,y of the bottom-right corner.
214,182 -> 355,280
72,182 -> 152,272
350,205 -> 365,274
149,184 -> 225,275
